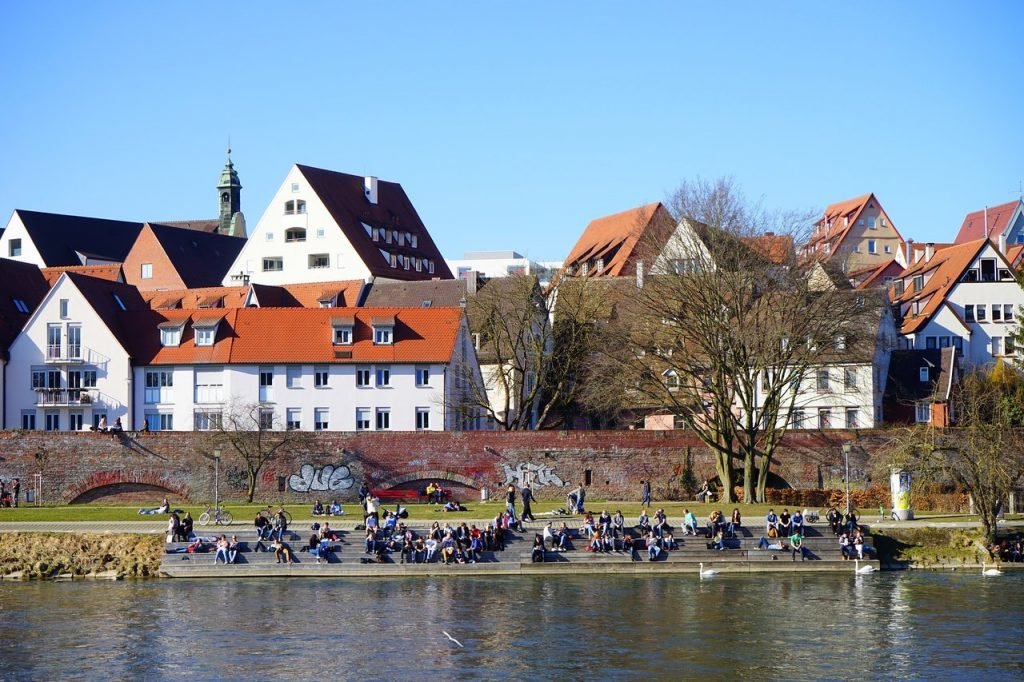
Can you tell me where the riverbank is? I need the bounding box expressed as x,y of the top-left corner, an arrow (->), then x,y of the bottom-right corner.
0,532 -> 163,579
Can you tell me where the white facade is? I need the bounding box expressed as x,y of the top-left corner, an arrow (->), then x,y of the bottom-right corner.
5,276 -> 133,431
447,251 -> 560,286
223,165 -> 373,286
900,242 -> 1023,367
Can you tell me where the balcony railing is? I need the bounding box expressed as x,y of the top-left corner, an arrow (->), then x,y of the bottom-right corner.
35,388 -> 98,407
45,344 -> 83,363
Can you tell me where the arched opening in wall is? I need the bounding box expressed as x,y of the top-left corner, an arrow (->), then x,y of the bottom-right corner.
70,483 -> 180,505
374,472 -> 481,502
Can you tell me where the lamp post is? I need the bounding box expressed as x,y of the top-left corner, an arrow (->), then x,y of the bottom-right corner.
842,443 -> 852,516
213,448 -> 221,511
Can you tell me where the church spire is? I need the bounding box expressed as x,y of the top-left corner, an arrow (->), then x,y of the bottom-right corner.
217,146 -> 242,236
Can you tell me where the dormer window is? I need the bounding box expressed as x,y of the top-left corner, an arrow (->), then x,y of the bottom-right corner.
411,234 -> 418,248
285,228 -> 306,243
113,294 -> 127,311
332,316 -> 354,345
372,316 -> 395,345
192,317 -> 222,347
835,335 -> 846,352
12,297 -> 29,314
159,321 -> 185,347
919,367 -> 929,383
284,200 -> 306,215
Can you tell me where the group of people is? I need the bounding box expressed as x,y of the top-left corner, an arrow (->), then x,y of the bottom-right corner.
839,529 -> 872,560
310,499 -> 345,517
166,510 -> 194,542
363,516 -> 511,565
991,538 -> 1024,563
0,477 -> 20,508
91,416 -> 124,432
825,507 -> 861,536
764,508 -> 806,538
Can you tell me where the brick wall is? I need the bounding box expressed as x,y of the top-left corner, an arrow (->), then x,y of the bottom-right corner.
0,429 -> 888,505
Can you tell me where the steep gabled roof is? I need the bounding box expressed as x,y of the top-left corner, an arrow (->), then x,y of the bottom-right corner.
146,223 -> 247,288
804,193 -> 873,253
296,164 -> 453,280
742,233 -> 794,265
280,280 -> 365,308
891,239 -> 992,334
361,278 -> 467,308
884,348 -> 957,404
561,203 -> 674,278
65,272 -> 150,355
0,259 -> 50,354
126,307 -> 464,366
850,259 -> 901,289
13,210 -> 144,266
954,199 -> 1022,243
41,264 -> 123,287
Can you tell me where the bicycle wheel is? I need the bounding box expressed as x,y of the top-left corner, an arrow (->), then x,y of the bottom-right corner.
218,510 -> 233,525
258,509 -> 273,522
282,510 -> 293,525
198,511 -> 211,526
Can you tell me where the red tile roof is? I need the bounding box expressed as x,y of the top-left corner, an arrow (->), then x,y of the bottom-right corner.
742,233 -> 794,265
141,286 -> 249,310
954,199 -> 1021,243
561,202 -> 675,278
42,264 -> 123,287
126,307 -> 464,366
804,193 -> 873,255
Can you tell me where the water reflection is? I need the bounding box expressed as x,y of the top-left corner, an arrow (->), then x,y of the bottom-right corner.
1,572 -> 1023,681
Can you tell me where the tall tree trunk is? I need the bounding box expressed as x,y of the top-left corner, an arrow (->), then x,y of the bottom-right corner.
247,470 -> 257,503
714,451 -> 734,503
742,452 -> 755,504
755,451 -> 771,503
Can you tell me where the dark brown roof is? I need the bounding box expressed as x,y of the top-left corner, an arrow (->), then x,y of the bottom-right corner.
153,219 -> 221,233
297,165 -> 453,280
15,210 -> 144,266
361,279 -> 467,308
146,223 -> 246,288
0,259 -> 50,354
64,272 -> 150,355
885,348 -> 957,404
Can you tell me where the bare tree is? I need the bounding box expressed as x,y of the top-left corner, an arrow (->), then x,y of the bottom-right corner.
887,368 -> 1024,545
583,177 -> 868,502
460,275 -> 609,429
207,402 -> 311,502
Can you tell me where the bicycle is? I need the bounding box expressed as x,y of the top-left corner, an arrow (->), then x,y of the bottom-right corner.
198,504 -> 233,526
258,505 -> 292,526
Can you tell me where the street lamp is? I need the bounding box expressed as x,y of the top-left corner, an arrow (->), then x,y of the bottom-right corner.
842,443 -> 852,516
213,448 -> 221,511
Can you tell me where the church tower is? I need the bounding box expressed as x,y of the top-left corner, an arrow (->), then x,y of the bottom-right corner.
217,148 -> 242,236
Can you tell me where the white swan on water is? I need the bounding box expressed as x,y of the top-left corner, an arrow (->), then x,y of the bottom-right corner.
982,562 -> 1003,577
854,559 -> 876,574
699,562 -> 719,579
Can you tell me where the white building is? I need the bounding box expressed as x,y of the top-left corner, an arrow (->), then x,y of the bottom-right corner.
223,164 -> 453,286
447,251 -> 560,287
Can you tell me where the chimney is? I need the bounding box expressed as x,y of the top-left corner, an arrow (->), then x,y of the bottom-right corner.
925,243 -> 935,262
636,260 -> 645,289
466,270 -> 479,296
905,239 -> 914,266
984,205 -> 989,237
364,176 -> 378,205
999,233 -> 1007,254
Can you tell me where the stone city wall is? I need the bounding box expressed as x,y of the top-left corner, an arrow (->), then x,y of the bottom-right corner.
0,429 -> 887,505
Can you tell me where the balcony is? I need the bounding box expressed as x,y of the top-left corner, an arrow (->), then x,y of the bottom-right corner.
35,388 -> 98,407
45,344 -> 83,364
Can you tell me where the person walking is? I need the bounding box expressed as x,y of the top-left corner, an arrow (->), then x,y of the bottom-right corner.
12,479 -> 19,508
505,484 -> 518,524
521,483 -> 536,522
641,480 -> 651,507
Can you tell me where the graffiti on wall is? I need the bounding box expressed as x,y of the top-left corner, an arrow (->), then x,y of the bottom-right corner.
501,462 -> 564,488
288,463 -> 354,493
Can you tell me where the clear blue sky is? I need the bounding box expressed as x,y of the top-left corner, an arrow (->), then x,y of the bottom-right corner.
1,2 -> 1021,262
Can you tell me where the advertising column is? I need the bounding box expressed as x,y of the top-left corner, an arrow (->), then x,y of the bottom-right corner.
890,468 -> 913,521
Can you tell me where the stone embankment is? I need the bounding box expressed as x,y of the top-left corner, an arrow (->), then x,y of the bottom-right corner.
0,532 -> 163,580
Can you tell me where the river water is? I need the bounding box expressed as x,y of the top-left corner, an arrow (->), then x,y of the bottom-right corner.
1,572 -> 1022,681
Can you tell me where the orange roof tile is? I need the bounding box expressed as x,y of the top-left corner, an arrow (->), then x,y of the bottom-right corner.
742,233 -> 794,265
561,203 -> 674,278
891,239 -> 991,334
805,193 -> 873,253
42,264 -> 123,287
280,280 -> 365,307
141,286 -> 248,310
954,199 -> 1021,243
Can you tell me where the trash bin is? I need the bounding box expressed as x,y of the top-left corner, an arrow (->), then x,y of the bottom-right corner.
480,487 -> 489,502
25,490 -> 34,503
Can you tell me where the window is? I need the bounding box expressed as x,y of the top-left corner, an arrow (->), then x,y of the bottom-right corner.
416,366 -> 430,387
82,370 -> 97,388
263,257 -> 283,272
1007,336 -> 1016,356
919,367 -> 929,382
926,336 -> 937,350
980,258 -> 996,282
195,327 -> 216,346
285,227 -> 307,242
806,336 -> 817,352
428,261 -> 434,274
663,370 -> 679,389
818,408 -> 831,429
992,305 -> 1002,322
977,305 -> 987,322
376,366 -> 391,387
835,335 -> 846,352
915,401 -> 930,423
141,263 -> 153,279
144,370 -> 174,403
913,275 -> 924,292
31,368 -> 46,389
160,326 -> 182,347
291,182 -> 300,192
259,409 -> 275,430
953,337 -> 964,352
845,408 -> 860,429
286,366 -> 302,388
47,324 -> 61,359
356,367 -> 371,387
356,408 -> 370,431
416,407 -> 430,430
781,337 -> 791,352
992,336 -> 1003,356
939,336 -> 951,348
260,368 -> 274,386
375,408 -> 391,430
965,305 -> 975,323
12,298 -> 29,314
45,412 -> 60,431
844,368 -> 858,390
411,235 -> 418,248
21,411 -> 36,430
791,409 -> 804,429
59,299 -> 69,319
374,326 -> 393,345
308,254 -> 329,269
113,294 -> 126,311
67,325 -> 81,359
884,245 -> 891,253
286,408 -> 301,430
868,240 -> 877,254
194,410 -> 222,431
312,366 -> 329,388
194,367 -> 224,403
266,232 -> 274,241
316,228 -> 325,239
145,413 -> 174,431
9,238 -> 21,257
1004,304 -> 1014,322
314,408 -> 329,431
816,369 -> 830,391
333,326 -> 352,345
